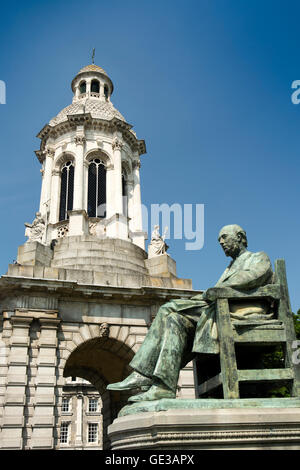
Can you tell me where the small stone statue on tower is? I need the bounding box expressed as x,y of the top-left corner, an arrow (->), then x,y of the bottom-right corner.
148,225 -> 169,258
24,212 -> 46,243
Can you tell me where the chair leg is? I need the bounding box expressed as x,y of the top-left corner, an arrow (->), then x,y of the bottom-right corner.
216,299 -> 240,398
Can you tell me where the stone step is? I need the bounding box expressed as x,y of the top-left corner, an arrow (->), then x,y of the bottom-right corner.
67,265 -> 148,276
52,249 -> 147,267
51,257 -> 148,274
54,237 -> 147,258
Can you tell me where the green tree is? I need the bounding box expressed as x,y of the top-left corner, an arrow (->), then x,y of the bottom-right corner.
262,309 -> 300,397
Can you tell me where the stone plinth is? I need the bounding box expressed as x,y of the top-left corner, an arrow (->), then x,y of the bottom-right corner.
17,242 -> 53,267
108,398 -> 300,450
10,237 -> 192,289
145,254 -> 177,277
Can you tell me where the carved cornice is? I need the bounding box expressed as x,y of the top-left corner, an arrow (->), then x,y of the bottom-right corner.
36,116 -> 146,162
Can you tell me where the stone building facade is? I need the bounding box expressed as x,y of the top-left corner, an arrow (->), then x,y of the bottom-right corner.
0,64 -> 197,449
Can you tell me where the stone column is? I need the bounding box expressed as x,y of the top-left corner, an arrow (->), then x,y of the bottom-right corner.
1,315 -> 33,449
106,137 -> 129,240
75,393 -> 83,448
132,160 -> 142,231
100,83 -> 105,102
39,147 -> 55,216
127,180 -> 134,233
112,137 -> 124,215
106,165 -> 115,219
73,134 -> 86,211
68,133 -> 88,236
86,80 -> 91,98
131,160 -> 146,249
30,317 -> 60,449
49,169 -> 61,224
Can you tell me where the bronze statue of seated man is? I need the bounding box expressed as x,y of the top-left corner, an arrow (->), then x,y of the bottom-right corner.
107,224 -> 273,402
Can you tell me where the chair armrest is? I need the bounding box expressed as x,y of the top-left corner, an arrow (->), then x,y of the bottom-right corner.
204,285 -> 281,302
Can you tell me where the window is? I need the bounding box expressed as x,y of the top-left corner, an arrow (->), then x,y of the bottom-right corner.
91,80 -> 100,93
61,397 -> 70,412
87,158 -> 106,218
122,172 -> 127,216
79,81 -> 86,94
104,84 -> 109,99
59,160 -> 74,221
88,423 -> 98,443
60,422 -> 69,444
88,398 -> 98,412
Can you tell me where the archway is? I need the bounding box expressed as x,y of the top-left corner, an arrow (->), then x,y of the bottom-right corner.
62,336 -> 135,449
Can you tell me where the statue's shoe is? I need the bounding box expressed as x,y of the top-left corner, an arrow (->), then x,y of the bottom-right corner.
107,371 -> 152,391
128,384 -> 175,402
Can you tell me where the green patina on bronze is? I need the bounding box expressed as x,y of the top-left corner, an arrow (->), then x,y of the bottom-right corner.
107,224 -> 300,410
118,397 -> 300,417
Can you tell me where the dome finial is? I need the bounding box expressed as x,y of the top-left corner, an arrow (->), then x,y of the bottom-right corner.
92,48 -> 95,64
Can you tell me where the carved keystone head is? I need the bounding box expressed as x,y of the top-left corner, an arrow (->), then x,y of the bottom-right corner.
99,322 -> 109,337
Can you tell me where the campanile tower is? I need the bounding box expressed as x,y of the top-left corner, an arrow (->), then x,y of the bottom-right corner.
0,64 -> 194,450
36,64 -> 146,250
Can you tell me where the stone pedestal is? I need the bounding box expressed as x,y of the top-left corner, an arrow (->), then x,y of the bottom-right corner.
106,213 -> 130,241
145,254 -> 177,277
68,210 -> 89,237
108,398 -> 300,450
17,242 -> 53,267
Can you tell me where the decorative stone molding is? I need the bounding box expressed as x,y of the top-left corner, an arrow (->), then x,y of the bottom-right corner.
57,224 -> 69,238
46,147 -> 55,158
74,136 -> 86,146
88,221 -> 99,236
112,138 -> 123,151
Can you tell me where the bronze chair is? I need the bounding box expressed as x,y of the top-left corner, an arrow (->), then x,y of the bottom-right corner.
193,259 -> 300,399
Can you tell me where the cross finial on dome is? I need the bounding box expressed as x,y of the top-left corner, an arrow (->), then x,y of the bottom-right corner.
92,48 -> 95,64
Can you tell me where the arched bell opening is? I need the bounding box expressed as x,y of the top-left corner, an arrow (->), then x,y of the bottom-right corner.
63,336 -> 135,449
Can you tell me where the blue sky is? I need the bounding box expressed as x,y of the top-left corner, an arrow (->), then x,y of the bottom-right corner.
1,0 -> 300,310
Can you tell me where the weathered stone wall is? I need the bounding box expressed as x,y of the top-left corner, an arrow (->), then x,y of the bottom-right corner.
0,276 -> 198,449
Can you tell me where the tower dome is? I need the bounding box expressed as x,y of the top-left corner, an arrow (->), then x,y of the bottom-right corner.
49,64 -> 125,126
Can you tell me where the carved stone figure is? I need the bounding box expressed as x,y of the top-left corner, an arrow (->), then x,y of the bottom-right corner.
148,225 -> 169,258
25,212 -> 46,243
107,224 -> 273,401
99,322 -> 109,337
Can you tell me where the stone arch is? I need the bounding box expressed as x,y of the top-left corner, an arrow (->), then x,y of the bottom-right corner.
54,151 -> 76,171
59,324 -> 137,448
85,148 -> 113,169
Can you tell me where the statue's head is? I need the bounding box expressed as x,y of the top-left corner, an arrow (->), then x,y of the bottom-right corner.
218,224 -> 248,258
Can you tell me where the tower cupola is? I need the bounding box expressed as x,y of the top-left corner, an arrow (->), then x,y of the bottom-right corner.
71,64 -> 113,102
